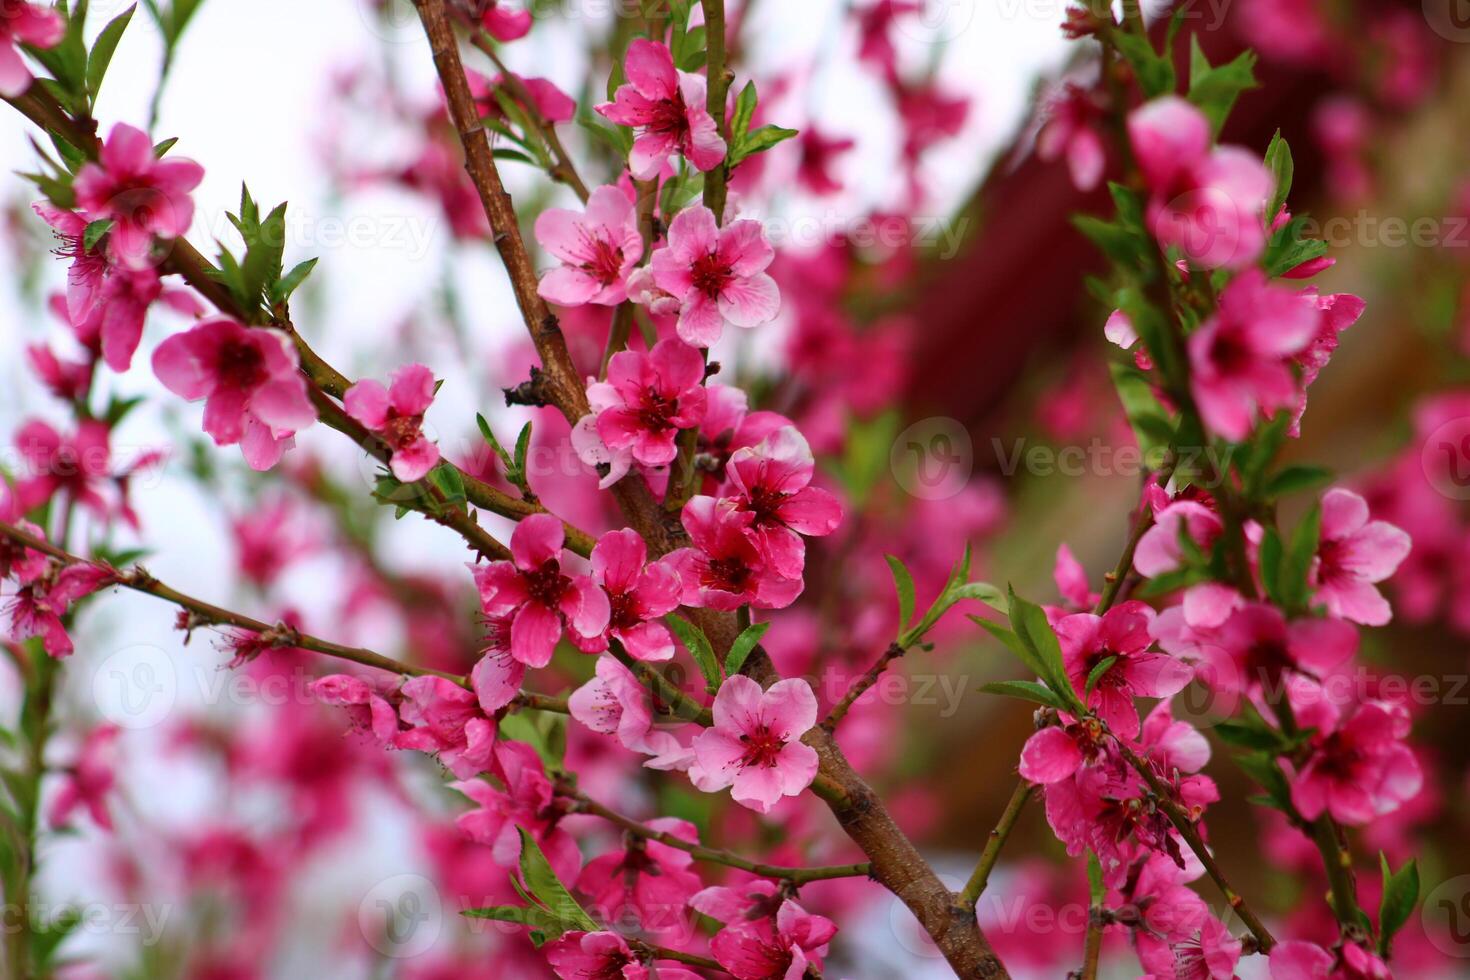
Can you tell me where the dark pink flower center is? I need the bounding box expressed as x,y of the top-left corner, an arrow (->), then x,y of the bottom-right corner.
690,250 -> 734,299
523,559 -> 570,609
645,91 -> 692,142
744,485 -> 788,528
703,555 -> 752,594
215,338 -> 269,392
1244,636 -> 1292,684
607,588 -> 640,632
381,411 -> 425,451
1206,325 -> 1254,377
738,723 -> 786,768
635,389 -> 679,432
579,232 -> 626,287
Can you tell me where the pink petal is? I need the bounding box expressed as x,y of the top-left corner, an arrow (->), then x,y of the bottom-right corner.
511,601 -> 562,667
389,363 -> 436,415
510,513 -> 565,570
472,650 -> 527,714
623,38 -> 677,100
1018,727 -> 1082,783
717,272 -> 781,328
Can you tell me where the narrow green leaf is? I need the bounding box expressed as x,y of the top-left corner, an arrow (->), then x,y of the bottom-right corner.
1084,656 -> 1117,698
979,680 -> 1068,711
730,81 -> 757,145
724,621 -> 770,677
885,555 -> 916,633
516,827 -> 598,938
667,615 -> 721,692
1264,465 -> 1333,499
1377,855 -> 1419,956
1264,129 -> 1293,220
85,5 -> 136,102
272,257 -> 317,303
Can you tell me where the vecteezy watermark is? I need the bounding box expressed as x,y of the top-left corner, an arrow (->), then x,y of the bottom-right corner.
1423,875 -> 1470,958
892,0 -> 977,44
1423,0 -> 1470,43
991,437 -> 1238,487
891,417 -> 974,501
991,0 -> 1233,32
90,644 -> 178,730
0,901 -> 172,945
358,874 -> 443,959
1420,416 -> 1470,501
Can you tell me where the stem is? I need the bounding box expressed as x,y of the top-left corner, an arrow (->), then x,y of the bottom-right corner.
698,0 -> 732,222
565,787 -> 871,884
1079,907 -> 1103,980
628,939 -> 723,972
821,641 -> 903,731
958,782 -> 1034,908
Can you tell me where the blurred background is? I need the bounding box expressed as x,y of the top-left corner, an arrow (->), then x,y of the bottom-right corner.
2,0 -> 1469,977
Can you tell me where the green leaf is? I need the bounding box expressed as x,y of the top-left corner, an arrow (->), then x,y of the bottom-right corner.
1264,129 -> 1293,221
724,621 -> 770,677
513,421 -> 533,481
271,257 -> 318,304
1233,752 -> 1294,813
153,136 -> 179,157
979,680 -> 1069,711
492,147 -> 538,166
426,462 -> 466,508
885,555 -> 917,633
516,828 -> 598,940
1007,587 -> 1080,711
1377,855 -> 1419,957
1263,215 -> 1328,278
85,4 -> 136,103
729,125 -> 798,168
1187,39 -> 1256,137
1213,719 -> 1289,752
667,615 -> 721,693
1258,526 -> 1284,606
1113,31 -> 1174,99
1110,361 -> 1175,458
730,81 -> 757,145
476,413 -> 516,470
1264,465 -> 1333,499
951,581 -> 1006,611
82,219 -> 114,252
1280,503 -> 1322,613
1084,656 -> 1117,697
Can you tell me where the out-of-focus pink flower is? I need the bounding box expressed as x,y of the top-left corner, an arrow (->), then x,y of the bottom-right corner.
705,896 -> 837,980
1287,692 -> 1422,826
1188,270 -> 1321,440
0,2 -> 62,97
1128,97 -> 1273,270
1037,83 -> 1105,191
392,675 -> 497,779
1313,96 -> 1372,202
4,559 -> 115,658
1057,601 -> 1192,738
854,0 -> 920,79
344,363 -> 441,482
1053,543 -> 1099,612
534,185 -> 643,307
48,724 -> 120,830
584,338 -> 707,469
25,343 -> 92,402
469,513 -> 610,668
796,128 -> 855,196
452,741 -> 580,879
1311,488 -> 1410,626
689,674 -> 818,813
577,528 -> 682,660
666,497 -> 802,610
649,205 -> 780,347
1290,289 -> 1366,434
544,931 -> 700,980
476,0 -> 532,42
231,496 -> 317,588
1270,938 -> 1392,979
575,817 -> 703,939
152,318 -> 317,470
74,124 -> 204,269
722,426 -> 842,578
13,418 -> 115,519
596,39 -> 725,179
569,655 -> 693,769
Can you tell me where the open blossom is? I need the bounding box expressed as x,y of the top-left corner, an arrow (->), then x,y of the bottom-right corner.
1287,692 -> 1422,826
1036,82 -> 1105,191
666,496 -> 802,610
1270,939 -> 1391,980
544,932 -> 700,980
575,817 -> 703,939
452,741 -> 580,880
48,724 -> 121,831
0,2 -> 62,97
1311,488 -> 1411,626
73,123 -> 204,269
34,203 -> 109,327
469,513 -> 609,668
1188,269 -> 1322,441
1128,96 -> 1273,269
569,655 -> 693,769
13,418 -> 114,519
707,898 -> 838,980
649,205 -> 780,347
1057,600 -> 1193,739
152,318 -> 317,470
392,675 -> 497,779
344,363 -> 440,482
578,528 -> 682,660
689,675 -> 818,813
596,38 -> 725,179
534,185 -> 642,307
584,338 -> 707,470
722,426 -> 843,579
4,558 -> 115,658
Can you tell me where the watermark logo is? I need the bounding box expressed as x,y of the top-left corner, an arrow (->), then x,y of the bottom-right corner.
1423,0 -> 1470,42
891,417 -> 973,500
1421,416 -> 1470,500
90,644 -> 177,730
359,874 -> 442,959
1423,875 -> 1470,958
895,0 -> 976,44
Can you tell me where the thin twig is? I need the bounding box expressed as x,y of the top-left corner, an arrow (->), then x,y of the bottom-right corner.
698,0 -> 733,222
821,641 -> 903,731
958,782 -> 1034,908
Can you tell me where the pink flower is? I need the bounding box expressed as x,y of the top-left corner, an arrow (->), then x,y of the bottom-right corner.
1188,270 -> 1322,440
392,675 -> 497,779
666,497 -> 803,610
579,528 -> 682,660
0,2 -> 62,97
1270,940 -> 1391,980
1128,96 -> 1273,269
1134,499 -> 1223,578
569,655 -> 693,770
544,931 -> 700,980
585,338 -> 707,469
477,0 -> 532,42
649,205 -> 780,347
452,741 -> 580,878
152,318 -> 317,470
1287,695 -> 1422,825
796,128 -> 856,196
344,363 -> 441,482
47,724 -> 120,830
1037,83 -> 1105,191
534,185 -> 643,307
4,560 -> 115,658
1138,911 -> 1242,980
722,427 -> 843,579
1053,543 -> 1099,612
471,613 -> 527,714
73,123 -> 205,269
1312,488 -> 1411,626
1057,601 -> 1193,739
596,39 -> 725,179
707,898 -> 837,980
13,418 -> 115,519
469,513 -> 610,668
33,202 -> 109,326
25,343 -> 91,402
696,383 -> 792,489
575,817 -> 703,939
689,675 -> 818,813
